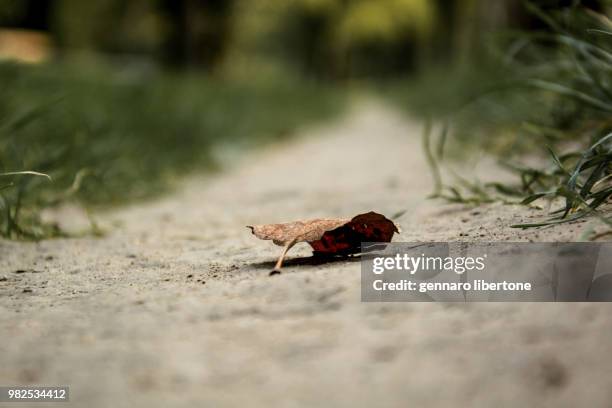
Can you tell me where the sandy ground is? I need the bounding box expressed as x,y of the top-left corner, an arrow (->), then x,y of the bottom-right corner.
1,100 -> 612,407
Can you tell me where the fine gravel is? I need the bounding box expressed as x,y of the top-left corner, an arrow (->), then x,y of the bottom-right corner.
1,100 -> 611,407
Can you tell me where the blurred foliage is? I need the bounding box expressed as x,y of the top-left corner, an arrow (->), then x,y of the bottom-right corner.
2,0 -> 611,238
332,0 -> 435,42
411,2 -> 612,230
226,0 -> 436,78
0,61 -> 344,239
52,0 -> 166,54
2,0 -> 606,78
0,0 -> 26,21
0,0 -> 438,77
390,1 -> 612,148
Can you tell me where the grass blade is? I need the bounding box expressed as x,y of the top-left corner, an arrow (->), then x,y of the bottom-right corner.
0,171 -> 53,181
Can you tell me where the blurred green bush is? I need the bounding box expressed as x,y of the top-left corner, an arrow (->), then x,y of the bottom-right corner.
0,61 -> 344,238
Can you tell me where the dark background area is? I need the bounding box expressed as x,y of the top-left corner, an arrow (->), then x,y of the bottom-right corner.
2,0 -> 606,78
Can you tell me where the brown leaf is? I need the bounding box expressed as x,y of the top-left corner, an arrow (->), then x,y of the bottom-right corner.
309,212 -> 399,255
248,218 -> 349,246
248,211 -> 399,274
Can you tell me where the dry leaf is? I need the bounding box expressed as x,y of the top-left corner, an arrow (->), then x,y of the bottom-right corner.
248,211 -> 399,274
248,218 -> 349,246
309,212 -> 399,255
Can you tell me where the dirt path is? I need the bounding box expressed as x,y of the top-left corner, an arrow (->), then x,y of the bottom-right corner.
1,100 -> 611,407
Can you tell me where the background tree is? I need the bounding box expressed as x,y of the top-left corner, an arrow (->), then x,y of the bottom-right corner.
160,0 -> 235,70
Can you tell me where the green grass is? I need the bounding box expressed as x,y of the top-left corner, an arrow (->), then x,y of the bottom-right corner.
399,3 -> 612,232
382,60 -> 553,155
0,61 -> 345,239
492,3 -> 612,229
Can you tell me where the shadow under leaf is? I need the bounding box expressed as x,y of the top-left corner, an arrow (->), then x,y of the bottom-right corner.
251,254 -> 362,270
